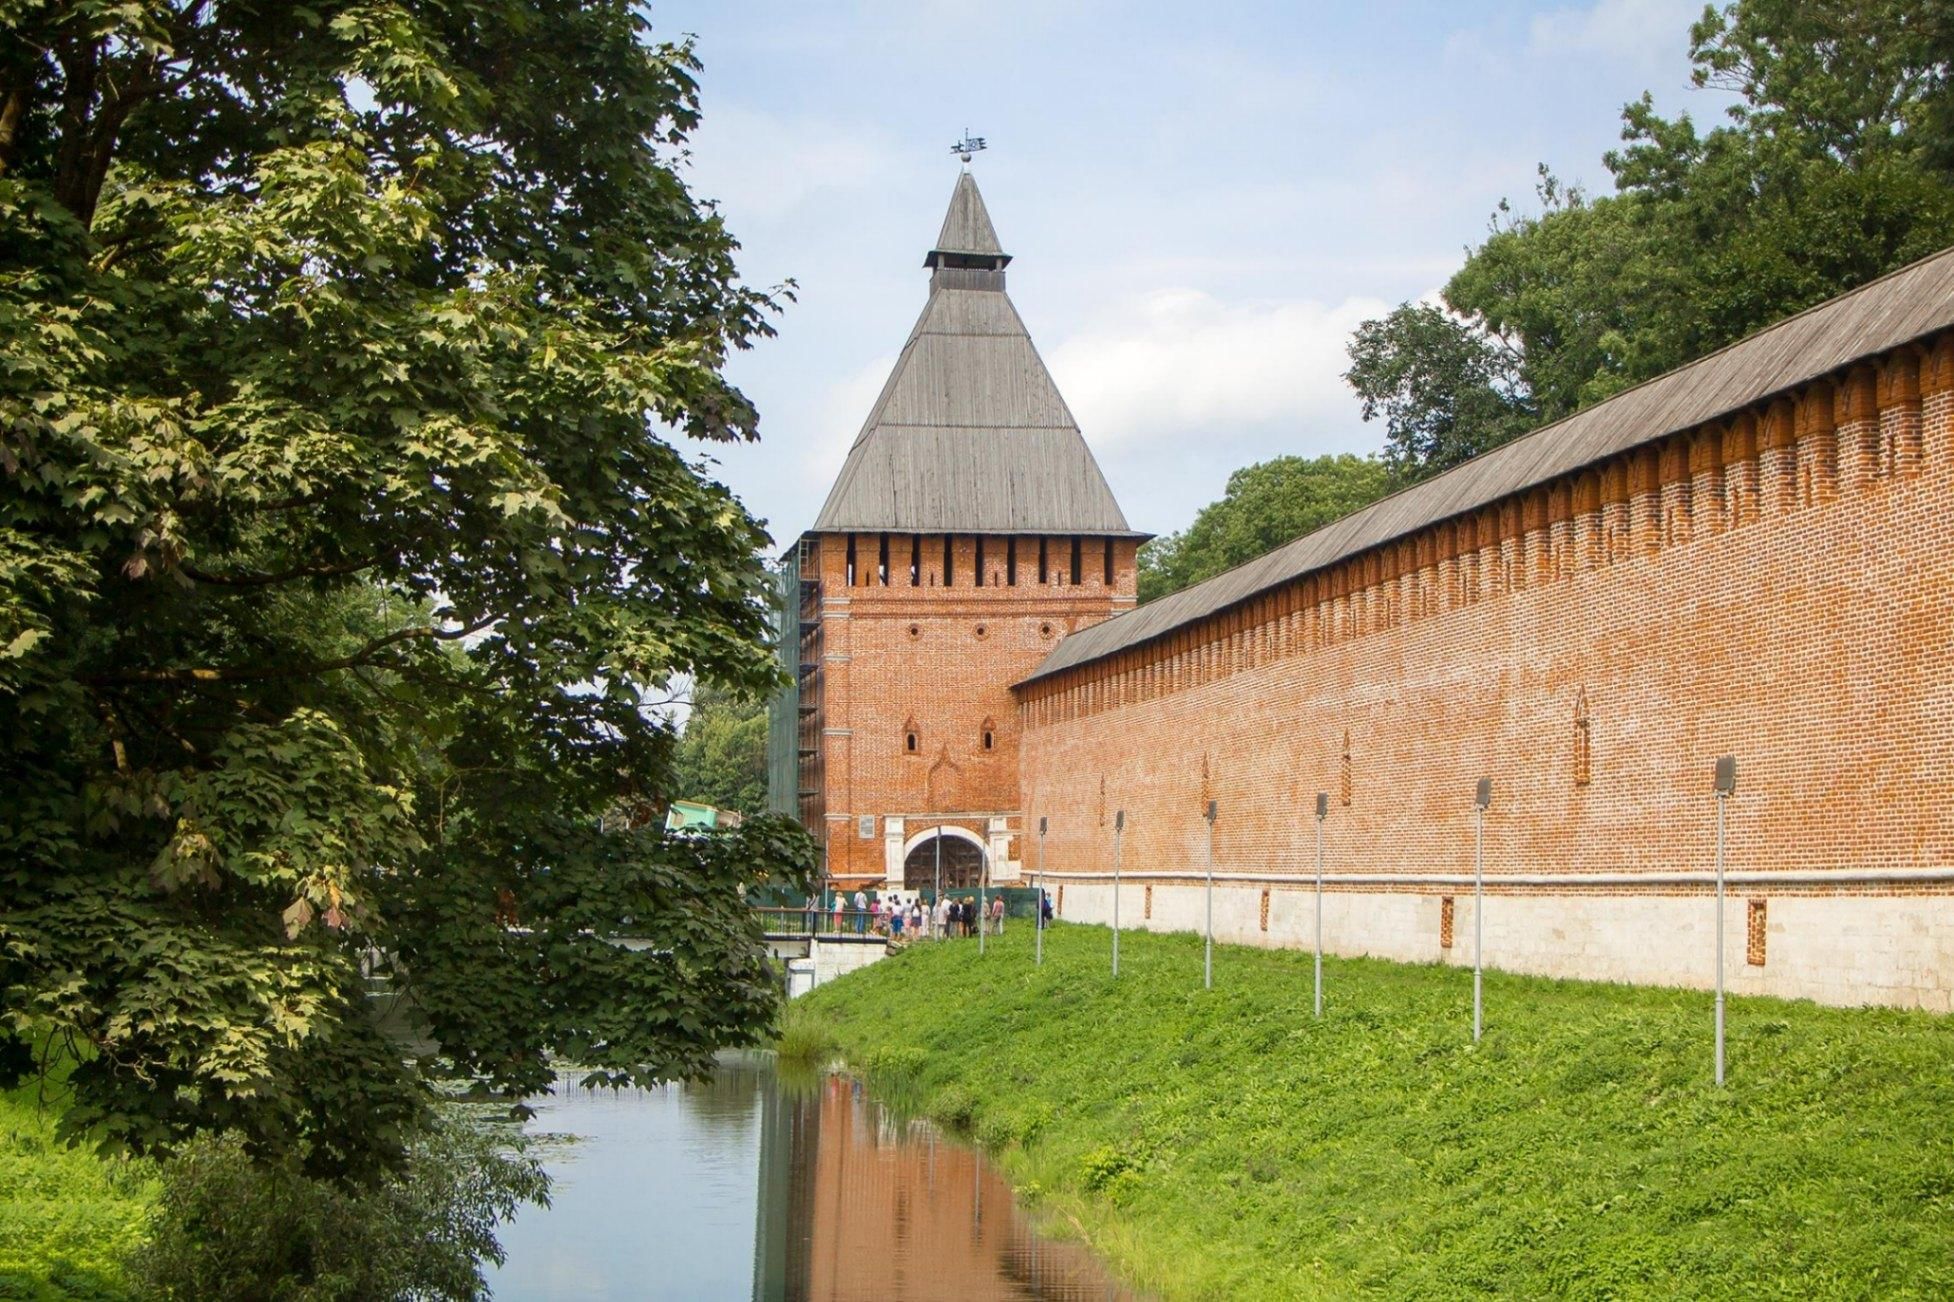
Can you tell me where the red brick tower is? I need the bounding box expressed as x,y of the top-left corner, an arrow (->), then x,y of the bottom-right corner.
772,172 -> 1141,892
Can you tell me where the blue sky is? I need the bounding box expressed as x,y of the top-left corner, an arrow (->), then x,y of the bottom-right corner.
652,0 -> 1736,547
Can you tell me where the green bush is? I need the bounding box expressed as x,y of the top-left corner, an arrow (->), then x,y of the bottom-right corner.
928,1083 -> 978,1132
1078,1144 -> 1139,1193
1,1068 -> 156,1299
129,1110 -> 546,1301
773,1003 -> 838,1068
861,1044 -> 927,1088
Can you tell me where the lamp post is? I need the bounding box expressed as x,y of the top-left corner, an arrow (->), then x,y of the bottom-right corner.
1314,792 -> 1328,1019
1473,777 -> 1491,1043
979,832 -> 989,957
1112,809 -> 1124,978
1714,755 -> 1736,1086
1035,816 -> 1047,967
1203,799 -> 1218,990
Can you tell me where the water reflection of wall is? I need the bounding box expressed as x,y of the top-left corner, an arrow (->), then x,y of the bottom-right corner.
754,1072 -> 1134,1302
677,1054 -> 766,1139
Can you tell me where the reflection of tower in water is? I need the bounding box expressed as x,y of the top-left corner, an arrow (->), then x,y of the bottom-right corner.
752,1069 -> 1141,1301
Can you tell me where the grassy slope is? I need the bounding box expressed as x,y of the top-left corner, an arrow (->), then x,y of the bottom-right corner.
0,1073 -> 153,1301
800,924 -> 1954,1300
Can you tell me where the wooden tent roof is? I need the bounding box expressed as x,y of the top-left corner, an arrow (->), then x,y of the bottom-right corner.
927,171 -> 1007,264
1022,244 -> 1954,684
809,174 -> 1137,537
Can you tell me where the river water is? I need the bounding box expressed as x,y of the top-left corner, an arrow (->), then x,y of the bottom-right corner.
484,1054 -> 1140,1301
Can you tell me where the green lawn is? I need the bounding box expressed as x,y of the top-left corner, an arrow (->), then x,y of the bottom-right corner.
0,1071 -> 154,1301
799,923 -> 1954,1300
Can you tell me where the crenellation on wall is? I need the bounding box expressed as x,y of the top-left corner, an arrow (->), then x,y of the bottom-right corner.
1795,381 -> 1838,506
1838,365 -> 1881,493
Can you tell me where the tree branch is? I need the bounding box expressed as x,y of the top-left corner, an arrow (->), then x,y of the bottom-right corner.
82,614 -> 500,685
180,556 -> 382,588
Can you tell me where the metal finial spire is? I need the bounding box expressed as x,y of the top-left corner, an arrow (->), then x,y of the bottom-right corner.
951,130 -> 987,165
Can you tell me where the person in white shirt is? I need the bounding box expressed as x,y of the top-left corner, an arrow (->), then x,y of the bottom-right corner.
933,894 -> 951,940
853,888 -> 868,934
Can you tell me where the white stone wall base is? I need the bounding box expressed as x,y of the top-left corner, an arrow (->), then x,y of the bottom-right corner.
809,937 -> 889,989
1054,883 -> 1954,1013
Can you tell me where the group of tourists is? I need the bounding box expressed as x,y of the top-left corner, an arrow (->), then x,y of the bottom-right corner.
827,889 -> 1008,940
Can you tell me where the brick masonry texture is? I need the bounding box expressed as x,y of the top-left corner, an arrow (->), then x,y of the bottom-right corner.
807,532 -> 1136,882
1017,336 -> 1954,1009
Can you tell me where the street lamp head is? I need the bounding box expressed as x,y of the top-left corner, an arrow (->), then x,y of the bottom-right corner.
1039,816 -> 1047,835
1115,810 -> 1124,832
1714,755 -> 1737,794
1205,799 -> 1218,824
1315,792 -> 1329,820
1474,777 -> 1492,809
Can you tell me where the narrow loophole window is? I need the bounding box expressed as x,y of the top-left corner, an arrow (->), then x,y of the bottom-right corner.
1573,689 -> 1592,787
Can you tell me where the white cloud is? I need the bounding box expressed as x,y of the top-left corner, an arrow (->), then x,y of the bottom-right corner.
799,352 -> 895,486
683,105 -> 900,226
1528,0 -> 1699,70
1044,289 -> 1391,451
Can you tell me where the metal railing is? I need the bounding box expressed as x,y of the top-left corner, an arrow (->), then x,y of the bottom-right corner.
752,905 -> 1009,940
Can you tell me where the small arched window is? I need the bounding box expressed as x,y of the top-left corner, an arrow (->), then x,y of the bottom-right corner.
903,715 -> 921,755
981,717 -> 996,751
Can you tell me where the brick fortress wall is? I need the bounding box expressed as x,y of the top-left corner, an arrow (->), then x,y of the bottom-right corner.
1017,335 -> 1954,1009
809,530 -> 1136,883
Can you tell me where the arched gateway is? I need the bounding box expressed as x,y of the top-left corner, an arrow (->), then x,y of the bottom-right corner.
903,829 -> 986,891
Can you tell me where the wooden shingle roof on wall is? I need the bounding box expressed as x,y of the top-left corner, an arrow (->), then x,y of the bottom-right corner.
1021,244 -> 1954,685
810,174 -> 1138,537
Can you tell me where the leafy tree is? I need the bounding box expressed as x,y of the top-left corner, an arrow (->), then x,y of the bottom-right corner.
1346,0 -> 1954,482
131,1108 -> 548,1301
1343,304 -> 1535,484
1138,455 -> 1391,602
0,0 -> 816,1183
670,681 -> 768,816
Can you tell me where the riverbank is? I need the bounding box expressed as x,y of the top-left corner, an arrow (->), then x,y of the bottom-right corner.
797,923 -> 1954,1299
0,1073 -> 153,1299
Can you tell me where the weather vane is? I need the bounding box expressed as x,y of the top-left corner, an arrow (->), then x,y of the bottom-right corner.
951,130 -> 987,164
